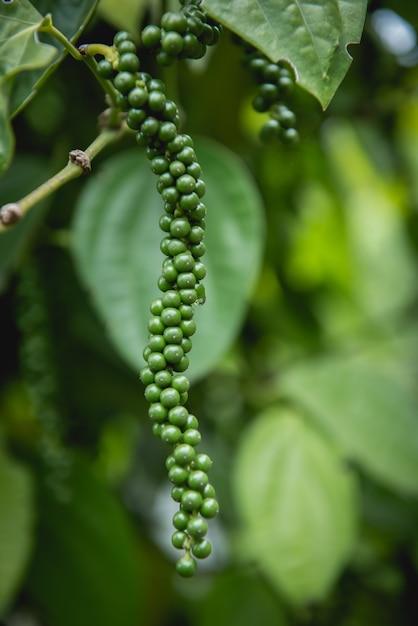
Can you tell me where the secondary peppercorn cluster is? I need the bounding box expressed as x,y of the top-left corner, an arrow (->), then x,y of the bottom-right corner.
94,27 -> 220,578
141,0 -> 222,65
240,42 -> 300,144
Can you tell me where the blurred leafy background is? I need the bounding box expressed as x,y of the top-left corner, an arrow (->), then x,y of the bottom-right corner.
1,0 -> 418,625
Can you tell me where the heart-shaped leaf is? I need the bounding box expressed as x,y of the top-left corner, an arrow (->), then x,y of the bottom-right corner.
0,447 -> 34,614
27,454 -> 142,626
233,407 -> 357,603
205,0 -> 367,108
72,137 -> 265,381
281,352 -> 418,495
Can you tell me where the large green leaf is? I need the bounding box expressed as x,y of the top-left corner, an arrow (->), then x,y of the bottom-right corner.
0,447 -> 34,614
281,352 -> 418,495
0,0 -> 56,173
233,407 -> 357,603
72,137 -> 265,381
26,455 -> 142,626
205,0 -> 367,109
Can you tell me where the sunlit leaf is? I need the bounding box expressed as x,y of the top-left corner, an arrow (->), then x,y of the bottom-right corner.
233,407 -> 357,603
281,352 -> 418,494
0,447 -> 34,614
72,137 -> 265,381
26,455 -> 142,626
323,120 -> 418,325
205,0 -> 367,108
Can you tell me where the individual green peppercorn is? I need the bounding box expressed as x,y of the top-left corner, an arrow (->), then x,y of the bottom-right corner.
148,334 -> 166,352
97,59 -> 115,78
141,24 -> 162,48
163,326 -> 183,344
202,484 -> 216,499
179,304 -> 194,320
177,273 -> 197,289
192,538 -> 212,559
140,366 -> 155,385
162,425 -> 183,445
179,192 -> 199,211
173,510 -> 190,531
185,414 -> 199,430
114,71 -> 136,94
148,316 -> 165,334
176,554 -> 197,578
171,374 -> 190,394
158,276 -> 172,292
159,122 -> 178,142
168,405 -> 189,427
151,156 -> 170,174
145,383 -> 162,403
174,252 -> 195,272
154,370 -> 172,388
181,490 -> 203,512
194,453 -> 212,472
162,290 -> 182,308
163,344 -> 184,364
180,319 -> 196,336
148,90 -> 166,111
176,174 -> 196,193
161,307 -> 182,327
162,31 -> 184,56
126,108 -> 147,130
179,289 -> 197,305
148,402 -> 168,423
161,186 -> 180,204
187,517 -> 208,538
188,225 -> 204,243
173,443 -> 196,465
170,217 -> 191,238
171,485 -> 187,502
183,428 -> 201,446
188,470 -> 209,491
148,352 -> 167,372
141,117 -> 160,136
117,40 -> 137,54
152,423 -> 163,437
160,387 -> 181,408
114,30 -> 134,46
172,530 -> 187,549
119,52 -> 140,72
181,337 -> 193,353
200,497 -> 219,518
161,11 -> 188,33
193,261 -> 206,280
173,355 -> 189,372
168,462 -> 189,482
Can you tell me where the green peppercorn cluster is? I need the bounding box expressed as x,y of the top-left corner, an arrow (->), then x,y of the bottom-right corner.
240,44 -> 300,144
141,0 -> 222,66
97,29 -> 219,577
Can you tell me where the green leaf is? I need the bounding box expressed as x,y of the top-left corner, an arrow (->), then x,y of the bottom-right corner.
11,0 -> 98,115
323,121 -> 418,324
0,447 -> 34,614
193,568 -> 289,626
205,0 -> 367,108
0,0 -> 56,173
97,0 -> 147,38
281,352 -> 418,495
233,407 -> 357,603
72,137 -> 265,381
26,455 -> 142,626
